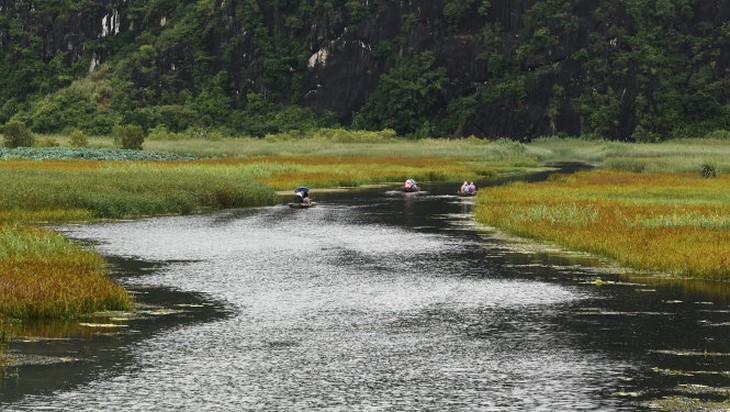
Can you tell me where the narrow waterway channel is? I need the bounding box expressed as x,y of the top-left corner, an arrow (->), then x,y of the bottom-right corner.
2,181 -> 729,411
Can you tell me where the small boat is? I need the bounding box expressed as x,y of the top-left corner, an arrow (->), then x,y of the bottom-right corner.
288,202 -> 316,208
402,186 -> 419,193
457,191 -> 477,197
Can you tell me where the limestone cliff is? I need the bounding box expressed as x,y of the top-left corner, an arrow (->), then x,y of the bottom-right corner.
1,0 -> 728,140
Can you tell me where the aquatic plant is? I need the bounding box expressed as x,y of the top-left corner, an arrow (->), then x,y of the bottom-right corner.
0,224 -> 133,319
0,147 -> 193,161
475,170 -> 730,280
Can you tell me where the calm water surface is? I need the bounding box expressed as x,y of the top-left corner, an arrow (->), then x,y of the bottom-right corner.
2,184 -> 729,411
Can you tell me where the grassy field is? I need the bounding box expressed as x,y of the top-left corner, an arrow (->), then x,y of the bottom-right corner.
529,136 -> 730,174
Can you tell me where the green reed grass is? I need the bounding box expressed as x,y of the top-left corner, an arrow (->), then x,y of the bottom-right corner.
637,212 -> 730,230
530,137 -> 730,174
44,131 -> 540,166
1,161 -> 279,219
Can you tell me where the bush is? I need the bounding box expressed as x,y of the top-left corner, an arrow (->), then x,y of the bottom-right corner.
147,124 -> 183,141
2,121 -> 35,148
701,163 -> 717,178
69,129 -> 89,148
38,137 -> 60,147
705,129 -> 730,140
112,124 -> 145,150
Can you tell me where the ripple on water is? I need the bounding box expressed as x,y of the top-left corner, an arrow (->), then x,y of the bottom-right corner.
23,206 -> 644,411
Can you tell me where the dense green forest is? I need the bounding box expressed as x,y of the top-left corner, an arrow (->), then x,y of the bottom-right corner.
0,0 -> 728,140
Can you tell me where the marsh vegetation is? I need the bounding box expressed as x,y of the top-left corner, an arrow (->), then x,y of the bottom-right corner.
2,132 -> 730,322
475,170 -> 730,280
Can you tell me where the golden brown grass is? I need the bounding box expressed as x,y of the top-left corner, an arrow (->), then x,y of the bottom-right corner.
475,170 -> 730,280
0,225 -> 133,319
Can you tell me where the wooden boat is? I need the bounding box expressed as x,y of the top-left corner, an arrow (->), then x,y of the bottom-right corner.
288,202 -> 316,208
457,191 -> 477,197
401,187 -> 419,192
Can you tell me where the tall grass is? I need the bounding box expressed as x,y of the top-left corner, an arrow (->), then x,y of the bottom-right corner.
0,224 -> 133,319
530,137 -> 730,174
242,155 -> 501,190
0,160 -> 279,219
475,170 -> 730,280
44,132 -> 540,166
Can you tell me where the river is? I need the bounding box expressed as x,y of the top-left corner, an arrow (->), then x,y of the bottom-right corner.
2,183 -> 729,411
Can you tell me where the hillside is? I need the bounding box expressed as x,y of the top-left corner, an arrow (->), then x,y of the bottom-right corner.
1,0 -> 729,140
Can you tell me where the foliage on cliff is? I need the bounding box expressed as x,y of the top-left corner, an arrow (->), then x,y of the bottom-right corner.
0,0 -> 728,140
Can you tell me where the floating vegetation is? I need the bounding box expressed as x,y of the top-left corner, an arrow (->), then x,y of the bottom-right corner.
78,323 -> 128,328
2,354 -> 80,368
574,310 -> 672,317
649,350 -> 730,357
674,383 -> 730,396
612,391 -> 644,398
652,367 -> 730,377
645,395 -> 730,412
136,308 -> 188,316
0,147 -> 194,161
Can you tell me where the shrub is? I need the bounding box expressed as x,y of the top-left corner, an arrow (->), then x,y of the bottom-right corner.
69,129 -> 89,148
38,137 -> 60,147
147,124 -> 182,141
2,121 -> 35,148
701,163 -> 717,178
705,129 -> 730,140
112,124 -> 145,150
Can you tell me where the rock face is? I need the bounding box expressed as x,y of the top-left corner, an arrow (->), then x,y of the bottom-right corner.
297,0 -> 730,139
1,0 -> 729,139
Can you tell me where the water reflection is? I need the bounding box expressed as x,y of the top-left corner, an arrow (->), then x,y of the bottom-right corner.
2,183 -> 728,411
